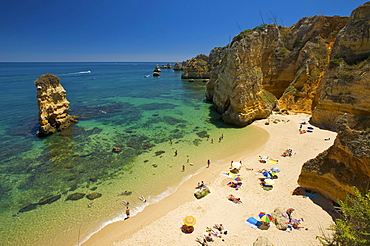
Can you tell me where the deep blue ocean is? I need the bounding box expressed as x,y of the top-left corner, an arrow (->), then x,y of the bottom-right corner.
0,62 -> 265,245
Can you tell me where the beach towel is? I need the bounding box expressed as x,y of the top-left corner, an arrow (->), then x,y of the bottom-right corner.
244,217 -> 262,229
304,193 -> 318,199
262,186 -> 273,191
223,172 -> 235,178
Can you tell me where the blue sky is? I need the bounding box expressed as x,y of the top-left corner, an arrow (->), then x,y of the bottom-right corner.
0,0 -> 366,62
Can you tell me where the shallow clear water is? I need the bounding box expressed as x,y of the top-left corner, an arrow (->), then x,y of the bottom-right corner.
0,62 -> 267,245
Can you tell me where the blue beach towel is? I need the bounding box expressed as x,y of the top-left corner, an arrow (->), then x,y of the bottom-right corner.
244,217 -> 263,229
304,193 -> 318,199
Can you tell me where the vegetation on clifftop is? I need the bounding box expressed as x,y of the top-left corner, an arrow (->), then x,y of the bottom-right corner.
318,187 -> 370,246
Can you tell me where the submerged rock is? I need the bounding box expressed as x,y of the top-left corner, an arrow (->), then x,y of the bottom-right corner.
18,203 -> 38,213
112,147 -> 122,153
86,192 -> 102,200
38,194 -> 61,205
65,193 -> 86,201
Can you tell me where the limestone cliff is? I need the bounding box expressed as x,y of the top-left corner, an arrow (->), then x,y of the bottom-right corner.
298,2 -> 370,202
204,16 -> 347,126
311,2 -> 370,130
181,54 -> 211,79
298,115 -> 370,201
35,74 -> 78,136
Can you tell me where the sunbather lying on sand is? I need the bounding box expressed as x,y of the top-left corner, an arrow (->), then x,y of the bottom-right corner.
213,224 -> 224,231
195,237 -> 208,246
227,194 -> 242,203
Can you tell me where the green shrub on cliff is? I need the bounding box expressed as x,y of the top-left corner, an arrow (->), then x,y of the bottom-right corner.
318,187 -> 370,246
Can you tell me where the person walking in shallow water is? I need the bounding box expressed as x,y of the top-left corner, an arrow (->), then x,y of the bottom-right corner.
182,163 -> 185,172
125,206 -> 130,219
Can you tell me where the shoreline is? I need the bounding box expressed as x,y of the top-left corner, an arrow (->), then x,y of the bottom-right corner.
82,113 -> 337,246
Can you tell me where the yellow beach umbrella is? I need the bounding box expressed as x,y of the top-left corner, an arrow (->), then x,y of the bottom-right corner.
183,215 -> 196,226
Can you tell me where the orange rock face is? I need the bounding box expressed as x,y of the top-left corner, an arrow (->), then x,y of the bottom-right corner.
35,74 -> 78,136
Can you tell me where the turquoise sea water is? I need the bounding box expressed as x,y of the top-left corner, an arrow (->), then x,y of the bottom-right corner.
0,62 -> 267,245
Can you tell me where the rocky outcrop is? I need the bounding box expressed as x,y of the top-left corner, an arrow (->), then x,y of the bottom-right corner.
297,2 -> 370,202
35,74 -> 78,136
181,54 -> 211,79
271,207 -> 289,230
173,61 -> 183,71
311,2 -> 370,130
205,15 -> 347,126
298,115 -> 370,201
153,64 -> 161,72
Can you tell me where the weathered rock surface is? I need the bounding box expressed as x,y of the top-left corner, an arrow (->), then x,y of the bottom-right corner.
35,74 -> 78,136
153,64 -> 161,73
173,61 -> 183,71
181,54 -> 211,79
204,15 -> 348,126
311,2 -> 370,130
271,207 -> 289,230
298,115 -> 370,201
297,2 -> 370,202
183,3 -> 370,203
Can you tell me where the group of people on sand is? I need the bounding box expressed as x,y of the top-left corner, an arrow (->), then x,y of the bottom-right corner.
281,148 -> 295,157
284,208 -> 304,231
195,224 -> 227,245
195,181 -> 205,189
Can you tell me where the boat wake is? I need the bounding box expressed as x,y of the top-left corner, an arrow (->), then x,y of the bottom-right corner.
67,71 -> 91,75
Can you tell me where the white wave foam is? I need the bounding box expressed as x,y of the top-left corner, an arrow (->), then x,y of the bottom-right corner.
77,170 -> 203,246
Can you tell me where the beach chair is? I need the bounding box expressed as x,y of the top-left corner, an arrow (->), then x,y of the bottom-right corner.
244,217 -> 263,229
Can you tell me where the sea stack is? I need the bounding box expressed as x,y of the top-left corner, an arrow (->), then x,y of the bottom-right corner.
173,62 -> 182,71
35,73 -> 78,136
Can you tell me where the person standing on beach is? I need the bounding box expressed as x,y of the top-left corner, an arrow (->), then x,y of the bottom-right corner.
125,207 -> 130,219
207,159 -> 210,168
182,163 -> 185,172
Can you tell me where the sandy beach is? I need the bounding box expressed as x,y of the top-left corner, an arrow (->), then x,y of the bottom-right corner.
82,113 -> 338,246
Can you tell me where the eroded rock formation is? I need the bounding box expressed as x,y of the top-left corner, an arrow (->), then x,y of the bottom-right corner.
183,2 -> 369,201
298,2 -> 370,201
181,54 -> 211,79
173,61 -> 183,71
298,115 -> 370,201
35,74 -> 78,136
203,15 -> 347,126
311,2 -> 370,130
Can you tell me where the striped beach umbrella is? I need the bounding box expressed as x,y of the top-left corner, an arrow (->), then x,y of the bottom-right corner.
183,215 -> 196,226
258,212 -> 273,222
